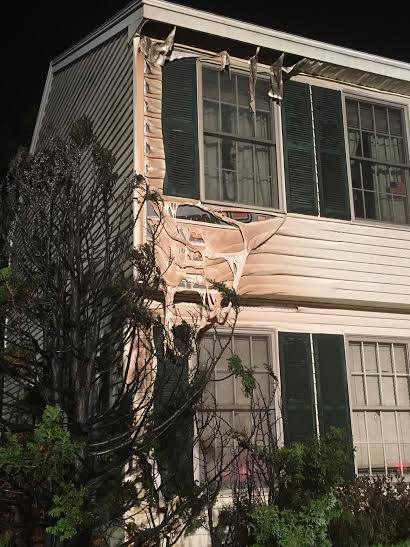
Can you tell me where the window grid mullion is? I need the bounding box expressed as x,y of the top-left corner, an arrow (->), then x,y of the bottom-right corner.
380,410 -> 388,475
363,411 -> 372,476
376,342 -> 383,405
394,410 -> 404,477
391,343 -> 399,406
361,342 -> 369,405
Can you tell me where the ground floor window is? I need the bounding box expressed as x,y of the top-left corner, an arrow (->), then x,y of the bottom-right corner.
348,340 -> 410,477
197,332 -> 277,486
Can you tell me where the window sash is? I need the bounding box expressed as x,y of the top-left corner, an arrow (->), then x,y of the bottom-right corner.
197,333 -> 277,485
201,65 -> 279,209
345,97 -> 410,225
348,339 -> 410,477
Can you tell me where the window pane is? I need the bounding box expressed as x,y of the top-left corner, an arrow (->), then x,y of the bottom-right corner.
381,376 -> 396,406
353,411 -> 367,441
363,343 -> 378,372
237,142 -> 254,204
385,444 -> 400,469
350,161 -> 362,189
369,444 -> 385,471
221,139 -> 237,201
346,100 -> 359,128
350,342 -> 363,372
349,130 -> 362,157
360,103 -> 374,130
220,71 -> 235,103
389,109 -> 403,136
356,444 -> 369,469
362,163 -> 376,191
255,145 -> 273,207
394,345 -> 408,373
204,100 -> 219,131
376,134 -> 390,163
397,377 -> 410,406
382,412 -> 398,443
390,137 -> 405,164
403,444 -> 410,470
238,107 -> 254,138
237,74 -> 249,107
234,336 -> 251,367
253,337 -> 269,369
236,377 -> 251,405
379,344 -> 393,373
367,376 -> 381,405
221,103 -> 237,134
353,190 -> 365,219
216,372 -> 235,405
362,132 -> 376,159
352,376 -> 365,405
204,136 -> 220,200
398,413 -> 410,442
234,410 -> 252,435
203,68 -> 219,100
375,106 -> 388,133
202,381 -> 216,407
256,111 -> 272,140
367,411 -> 382,440
364,191 -> 377,220
255,79 -> 270,112
254,372 -> 271,406
215,336 -> 232,370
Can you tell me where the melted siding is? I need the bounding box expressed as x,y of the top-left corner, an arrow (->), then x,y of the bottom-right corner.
239,215 -> 410,311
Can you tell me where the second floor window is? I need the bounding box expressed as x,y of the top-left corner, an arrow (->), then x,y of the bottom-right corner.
346,99 -> 410,224
202,67 -> 279,209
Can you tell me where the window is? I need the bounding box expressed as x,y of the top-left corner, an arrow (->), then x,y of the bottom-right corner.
202,67 -> 278,209
349,340 -> 410,476
346,99 -> 410,224
198,333 -> 276,485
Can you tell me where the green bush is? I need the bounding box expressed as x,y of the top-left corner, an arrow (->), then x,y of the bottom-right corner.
330,474 -> 410,547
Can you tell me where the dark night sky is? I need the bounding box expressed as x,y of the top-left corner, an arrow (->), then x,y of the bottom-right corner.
1,0 -> 409,178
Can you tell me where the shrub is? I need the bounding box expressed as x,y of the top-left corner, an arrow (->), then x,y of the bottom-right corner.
330,474 -> 410,547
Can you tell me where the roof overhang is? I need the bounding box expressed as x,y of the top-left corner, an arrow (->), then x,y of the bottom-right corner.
51,0 -> 410,97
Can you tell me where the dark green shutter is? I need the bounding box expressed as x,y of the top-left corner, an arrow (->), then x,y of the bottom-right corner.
279,332 -> 316,444
153,325 -> 194,495
162,57 -> 200,199
313,334 -> 352,436
312,86 -> 351,220
313,333 -> 354,478
282,80 -> 318,215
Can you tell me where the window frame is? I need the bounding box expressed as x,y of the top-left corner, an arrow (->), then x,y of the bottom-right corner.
342,91 -> 410,228
197,61 -> 286,214
192,328 -> 282,485
345,335 -> 410,477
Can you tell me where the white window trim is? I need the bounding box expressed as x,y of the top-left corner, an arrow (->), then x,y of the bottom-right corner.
345,334 -> 410,477
192,328 -> 284,486
343,94 -> 410,227
196,60 -> 286,214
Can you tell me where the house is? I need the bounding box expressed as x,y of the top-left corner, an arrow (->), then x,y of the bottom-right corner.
31,0 -> 410,524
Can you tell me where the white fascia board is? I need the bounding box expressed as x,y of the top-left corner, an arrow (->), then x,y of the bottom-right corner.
52,3 -> 143,72
142,0 -> 410,82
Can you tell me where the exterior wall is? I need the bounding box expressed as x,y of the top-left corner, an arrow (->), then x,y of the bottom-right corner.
238,214 -> 410,311
142,45 -> 410,315
36,30 -> 134,199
